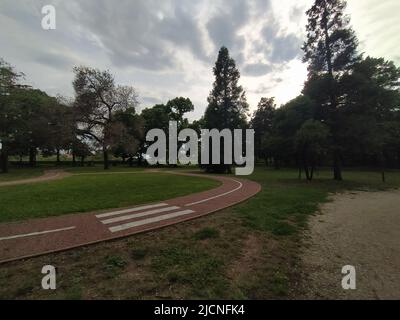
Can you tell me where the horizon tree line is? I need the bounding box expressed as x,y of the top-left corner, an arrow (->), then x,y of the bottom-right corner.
1,0 -> 399,181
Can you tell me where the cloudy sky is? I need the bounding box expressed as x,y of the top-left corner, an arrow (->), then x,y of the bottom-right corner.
1,0 -> 399,120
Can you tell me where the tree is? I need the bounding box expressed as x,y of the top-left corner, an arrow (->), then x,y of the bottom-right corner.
140,104 -> 170,166
73,66 -> 139,170
263,95 -> 317,169
166,97 -> 194,130
112,110 -> 144,166
0,59 -> 26,173
41,99 -> 75,164
71,138 -> 92,166
340,57 -> 400,179
302,0 -> 361,180
250,97 -> 276,162
295,120 -> 330,181
203,47 -> 249,173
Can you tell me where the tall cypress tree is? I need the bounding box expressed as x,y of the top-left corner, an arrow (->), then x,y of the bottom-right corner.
203,47 -> 249,173
302,0 -> 360,180
204,47 -> 248,130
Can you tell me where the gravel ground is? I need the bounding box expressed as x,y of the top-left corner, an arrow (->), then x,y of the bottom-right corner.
298,190 -> 400,300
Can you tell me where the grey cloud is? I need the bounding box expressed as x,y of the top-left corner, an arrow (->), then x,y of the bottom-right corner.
261,22 -> 303,64
33,51 -> 75,69
269,33 -> 302,63
206,0 -> 250,52
141,96 -> 162,107
243,63 -> 272,77
158,6 -> 208,62
251,84 -> 274,95
65,0 -> 214,71
251,74 -> 285,94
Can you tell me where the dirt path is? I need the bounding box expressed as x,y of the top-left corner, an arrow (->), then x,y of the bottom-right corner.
298,190 -> 400,300
0,170 -> 71,187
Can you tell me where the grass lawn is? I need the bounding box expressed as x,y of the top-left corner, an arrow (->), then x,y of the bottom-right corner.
0,172 -> 220,223
0,167 -> 399,299
0,167 -> 44,183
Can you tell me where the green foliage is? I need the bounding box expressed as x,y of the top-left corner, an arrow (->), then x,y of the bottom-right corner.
166,97 -> 194,130
302,0 -> 360,75
204,47 -> 249,131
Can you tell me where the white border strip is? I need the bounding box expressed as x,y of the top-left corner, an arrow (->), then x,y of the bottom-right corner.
185,179 -> 243,206
0,226 -> 76,241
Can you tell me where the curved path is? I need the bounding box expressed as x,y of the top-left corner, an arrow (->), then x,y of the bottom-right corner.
0,170 -> 71,187
0,171 -> 261,263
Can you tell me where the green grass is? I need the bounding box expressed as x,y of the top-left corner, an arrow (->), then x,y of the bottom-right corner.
0,166 -> 399,300
0,167 -> 44,183
193,227 -> 220,240
0,172 -> 220,223
151,244 -> 228,298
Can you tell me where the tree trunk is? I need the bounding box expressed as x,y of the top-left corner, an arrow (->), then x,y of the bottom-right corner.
29,147 -> 37,167
0,149 -> 9,173
381,152 -> 386,183
81,156 -> 85,167
103,148 -> 109,170
304,165 -> 311,181
274,158 -> 280,170
128,157 -> 133,167
137,153 -> 142,167
72,152 -> 76,167
333,150 -> 342,181
56,149 -> 60,165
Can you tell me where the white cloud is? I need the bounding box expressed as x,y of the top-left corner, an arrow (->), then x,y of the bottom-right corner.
1,0 -> 398,121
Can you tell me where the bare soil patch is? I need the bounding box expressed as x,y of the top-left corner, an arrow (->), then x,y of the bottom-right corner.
297,190 -> 400,299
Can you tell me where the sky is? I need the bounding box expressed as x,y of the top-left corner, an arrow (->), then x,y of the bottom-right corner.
1,0 -> 399,120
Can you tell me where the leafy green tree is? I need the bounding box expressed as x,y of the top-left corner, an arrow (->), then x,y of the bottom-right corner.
166,97 -> 194,130
262,96 -> 317,169
140,104 -> 170,166
73,66 -> 139,170
250,97 -> 276,162
340,57 -> 400,179
0,59 -> 26,172
112,110 -> 144,166
203,47 -> 249,173
303,0 -> 361,180
41,100 -> 75,164
295,120 -> 330,181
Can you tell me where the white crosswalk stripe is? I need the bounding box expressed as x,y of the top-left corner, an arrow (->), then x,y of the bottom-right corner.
95,203 -> 168,219
109,209 -> 195,233
95,203 -> 197,233
101,206 -> 180,225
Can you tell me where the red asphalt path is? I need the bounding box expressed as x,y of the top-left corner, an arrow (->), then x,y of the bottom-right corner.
0,172 -> 261,263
